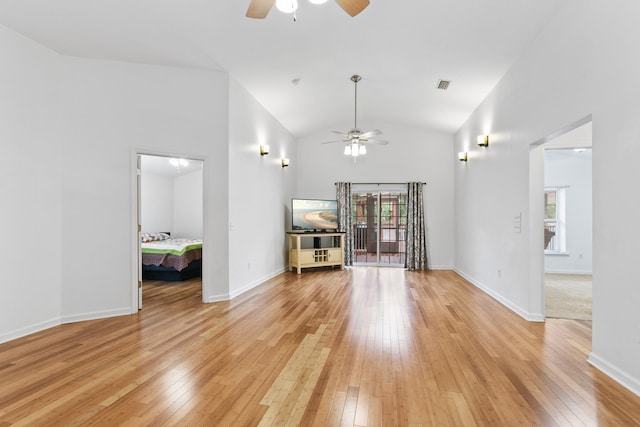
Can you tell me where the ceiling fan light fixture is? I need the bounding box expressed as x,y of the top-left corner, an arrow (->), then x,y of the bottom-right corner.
276,0 -> 298,13
308,0 -> 327,4
323,74 -> 389,159
351,142 -> 360,157
169,158 -> 188,167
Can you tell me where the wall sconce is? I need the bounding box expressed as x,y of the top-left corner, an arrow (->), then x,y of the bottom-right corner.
458,152 -> 468,162
281,158 -> 289,167
477,135 -> 489,147
260,145 -> 270,156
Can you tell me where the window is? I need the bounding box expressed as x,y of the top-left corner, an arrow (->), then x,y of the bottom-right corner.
544,187 -> 566,253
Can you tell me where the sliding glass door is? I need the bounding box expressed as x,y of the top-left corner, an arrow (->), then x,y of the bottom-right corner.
352,190 -> 407,266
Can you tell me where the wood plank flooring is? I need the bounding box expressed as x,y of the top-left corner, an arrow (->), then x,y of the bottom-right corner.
1,269 -> 639,426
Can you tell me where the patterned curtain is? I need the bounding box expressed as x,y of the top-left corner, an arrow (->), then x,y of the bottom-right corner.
336,182 -> 354,266
406,182 -> 428,270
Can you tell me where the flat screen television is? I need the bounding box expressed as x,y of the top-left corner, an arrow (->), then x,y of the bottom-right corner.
291,198 -> 339,232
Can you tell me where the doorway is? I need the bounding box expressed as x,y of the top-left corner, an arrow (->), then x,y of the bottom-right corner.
352,189 -> 407,266
136,154 -> 204,309
530,119 -> 592,321
543,142 -> 592,320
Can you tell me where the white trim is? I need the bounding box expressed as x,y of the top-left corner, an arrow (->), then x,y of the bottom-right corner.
588,352 -> 640,397
205,267 -> 289,303
544,269 -> 592,275
0,307 -> 132,345
229,268 -> 288,300
61,308 -> 132,324
0,317 -> 61,345
454,268 -> 545,322
426,264 -> 454,271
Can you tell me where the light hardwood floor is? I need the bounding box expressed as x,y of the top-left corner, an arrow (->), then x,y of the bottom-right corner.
1,269 -> 639,426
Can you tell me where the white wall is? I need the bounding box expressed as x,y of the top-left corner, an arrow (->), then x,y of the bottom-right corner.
227,78 -> 297,298
454,0 -> 591,319
173,169 -> 203,238
141,168 -> 203,238
141,173 -> 174,234
297,121 -> 454,269
0,22 -> 299,341
0,26 -> 63,342
591,0 -> 640,395
455,0 -> 640,396
57,57 -> 230,316
544,149 -> 592,274
0,21 -> 232,339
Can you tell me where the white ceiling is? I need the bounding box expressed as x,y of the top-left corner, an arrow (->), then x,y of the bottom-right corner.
0,0 -> 567,138
141,155 -> 203,177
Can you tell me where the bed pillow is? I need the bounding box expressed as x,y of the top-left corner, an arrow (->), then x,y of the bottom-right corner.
141,232 -> 170,242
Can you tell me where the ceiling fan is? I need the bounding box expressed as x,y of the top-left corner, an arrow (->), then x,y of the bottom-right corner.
246,0 -> 370,19
323,74 -> 389,157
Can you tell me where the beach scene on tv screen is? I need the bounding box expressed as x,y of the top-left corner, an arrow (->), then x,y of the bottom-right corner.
293,199 -> 338,230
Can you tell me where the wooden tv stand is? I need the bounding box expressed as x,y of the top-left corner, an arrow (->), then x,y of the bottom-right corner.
287,232 -> 345,274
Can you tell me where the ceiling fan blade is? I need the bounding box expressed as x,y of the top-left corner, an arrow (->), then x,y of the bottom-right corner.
359,129 -> 382,139
336,0 -> 370,17
331,130 -> 349,136
322,139 -> 348,144
246,0 -> 275,19
363,139 -> 389,145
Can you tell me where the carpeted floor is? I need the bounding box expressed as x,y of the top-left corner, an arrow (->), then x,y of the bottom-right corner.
545,273 -> 592,321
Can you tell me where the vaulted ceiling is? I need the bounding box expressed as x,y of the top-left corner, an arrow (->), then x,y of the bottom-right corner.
0,0 -> 567,138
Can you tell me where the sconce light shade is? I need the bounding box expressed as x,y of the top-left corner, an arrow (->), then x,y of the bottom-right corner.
458,151 -> 468,162
477,135 -> 489,147
260,145 -> 270,156
281,158 -> 289,167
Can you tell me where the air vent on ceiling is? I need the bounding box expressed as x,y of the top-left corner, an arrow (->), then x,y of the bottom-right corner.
436,79 -> 451,90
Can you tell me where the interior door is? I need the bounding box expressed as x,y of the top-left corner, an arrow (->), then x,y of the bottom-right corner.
136,155 -> 142,309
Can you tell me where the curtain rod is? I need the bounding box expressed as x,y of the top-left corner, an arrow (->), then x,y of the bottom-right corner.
334,182 -> 426,185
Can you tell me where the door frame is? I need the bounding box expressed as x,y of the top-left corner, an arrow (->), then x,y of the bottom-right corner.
351,185 -> 408,267
131,150 -> 206,311
528,115 -> 592,320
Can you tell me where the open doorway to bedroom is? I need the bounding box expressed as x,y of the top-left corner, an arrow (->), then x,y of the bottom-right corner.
530,119 -> 592,322
137,154 -> 204,308
542,124 -> 592,321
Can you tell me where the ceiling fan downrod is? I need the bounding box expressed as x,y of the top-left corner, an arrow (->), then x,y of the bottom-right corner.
351,74 -> 361,130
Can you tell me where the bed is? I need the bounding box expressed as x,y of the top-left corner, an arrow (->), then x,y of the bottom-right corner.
141,233 -> 203,281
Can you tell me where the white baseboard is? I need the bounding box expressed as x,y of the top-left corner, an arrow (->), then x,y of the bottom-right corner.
229,267 -> 288,300
454,268 -> 545,322
61,307 -> 132,324
588,352 -> 640,397
0,317 -> 61,345
428,264 -> 454,271
0,307 -> 132,345
205,267 -> 288,303
544,269 -> 592,275
205,293 -> 230,303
